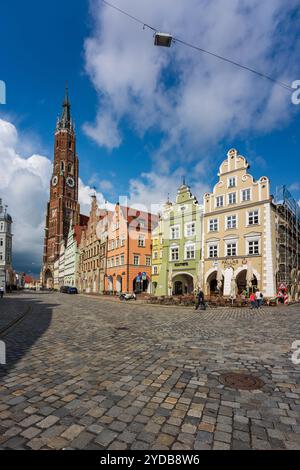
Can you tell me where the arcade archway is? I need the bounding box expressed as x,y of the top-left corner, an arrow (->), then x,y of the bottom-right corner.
172,273 -> 194,295
116,275 -> 123,293
44,269 -> 53,289
206,270 -> 223,296
236,269 -> 257,293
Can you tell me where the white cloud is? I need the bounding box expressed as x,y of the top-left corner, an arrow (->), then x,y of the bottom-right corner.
127,170 -> 210,214
83,0 -> 300,209
0,117 -> 108,274
84,0 -> 299,158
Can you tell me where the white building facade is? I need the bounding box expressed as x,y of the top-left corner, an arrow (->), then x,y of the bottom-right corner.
0,199 -> 13,291
64,223 -> 82,287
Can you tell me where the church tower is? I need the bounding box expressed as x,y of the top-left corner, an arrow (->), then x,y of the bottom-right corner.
42,86 -> 80,287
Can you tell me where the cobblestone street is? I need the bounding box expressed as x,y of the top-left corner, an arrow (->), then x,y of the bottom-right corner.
0,292 -> 299,450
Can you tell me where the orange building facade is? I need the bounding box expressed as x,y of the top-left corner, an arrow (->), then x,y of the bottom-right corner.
104,204 -> 158,294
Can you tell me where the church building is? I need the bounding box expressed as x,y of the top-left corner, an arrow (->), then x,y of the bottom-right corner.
42,87 -> 87,288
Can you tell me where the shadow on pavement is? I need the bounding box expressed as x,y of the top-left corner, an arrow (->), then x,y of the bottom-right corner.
0,294 -> 58,379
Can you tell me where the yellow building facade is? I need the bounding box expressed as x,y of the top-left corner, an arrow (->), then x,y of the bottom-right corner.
151,217 -> 163,294
202,148 -> 277,298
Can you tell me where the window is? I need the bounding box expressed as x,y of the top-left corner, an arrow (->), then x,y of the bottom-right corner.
146,256 -> 151,266
138,235 -> 145,247
228,177 -> 236,188
170,246 -> 179,261
120,255 -> 125,265
248,210 -> 259,225
133,255 -> 140,266
115,256 -> 119,266
226,215 -> 237,229
242,189 -> 251,202
153,251 -> 158,260
209,244 -> 218,258
111,257 -> 115,267
138,219 -> 145,228
170,226 -> 180,240
209,219 -> 218,232
185,222 -> 195,237
185,244 -> 195,260
0,239 -> 3,246
115,238 -> 119,248
120,235 -> 125,247
111,239 -> 115,250
153,266 -> 158,275
227,243 -> 237,256
228,192 -> 236,205
160,250 -> 163,259
216,196 -> 224,208
248,240 -> 259,255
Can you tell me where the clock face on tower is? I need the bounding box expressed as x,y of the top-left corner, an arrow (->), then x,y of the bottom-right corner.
66,176 -> 75,188
52,175 -> 58,186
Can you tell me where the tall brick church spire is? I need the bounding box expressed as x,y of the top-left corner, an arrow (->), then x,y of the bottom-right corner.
42,85 -> 80,288
57,83 -> 73,131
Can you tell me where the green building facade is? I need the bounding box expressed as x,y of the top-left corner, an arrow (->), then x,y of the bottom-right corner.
152,182 -> 203,296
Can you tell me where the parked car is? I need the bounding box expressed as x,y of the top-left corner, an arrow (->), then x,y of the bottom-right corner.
68,287 -> 78,295
60,286 -> 69,293
119,292 -> 137,301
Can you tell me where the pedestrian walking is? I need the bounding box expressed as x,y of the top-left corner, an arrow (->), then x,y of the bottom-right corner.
195,289 -> 206,310
250,292 -> 256,309
0,286 -> 4,299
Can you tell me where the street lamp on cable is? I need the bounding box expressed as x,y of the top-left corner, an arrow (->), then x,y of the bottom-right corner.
154,32 -> 173,48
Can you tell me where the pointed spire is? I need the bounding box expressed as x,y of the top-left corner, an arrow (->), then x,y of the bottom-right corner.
57,82 -> 73,131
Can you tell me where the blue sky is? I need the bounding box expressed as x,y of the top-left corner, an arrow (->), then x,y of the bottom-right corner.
0,0 -> 300,275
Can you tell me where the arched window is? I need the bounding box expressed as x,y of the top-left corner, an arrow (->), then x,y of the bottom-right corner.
68,163 -> 73,174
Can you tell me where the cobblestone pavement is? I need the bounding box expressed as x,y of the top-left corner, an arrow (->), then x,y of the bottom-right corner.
0,292 -> 299,450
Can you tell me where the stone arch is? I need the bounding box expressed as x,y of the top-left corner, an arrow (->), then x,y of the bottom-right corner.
44,269 -> 53,289
172,272 -> 194,295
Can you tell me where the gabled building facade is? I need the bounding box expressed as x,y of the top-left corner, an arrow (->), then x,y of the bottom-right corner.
202,148 -> 277,298
77,196 -> 108,294
151,217 -> 163,295
105,204 -> 157,294
153,182 -> 203,296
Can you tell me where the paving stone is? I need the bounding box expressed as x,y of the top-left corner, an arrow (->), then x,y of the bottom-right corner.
213,441 -> 230,450
61,424 -> 85,440
95,429 -> 118,447
37,415 -> 60,429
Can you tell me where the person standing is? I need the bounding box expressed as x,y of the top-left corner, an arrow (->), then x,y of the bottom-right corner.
255,289 -> 262,309
259,291 -> 264,308
250,292 -> 256,309
195,289 -> 206,310
0,286 -> 4,299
